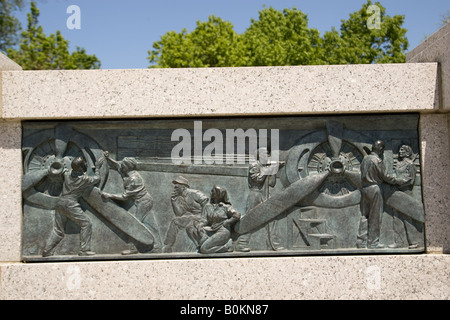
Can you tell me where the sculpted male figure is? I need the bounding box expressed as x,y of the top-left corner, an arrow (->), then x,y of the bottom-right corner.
162,176 -> 209,253
358,140 -> 402,249
236,147 -> 284,252
43,156 -> 103,257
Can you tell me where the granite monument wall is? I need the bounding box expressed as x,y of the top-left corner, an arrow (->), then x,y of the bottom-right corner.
0,23 -> 448,299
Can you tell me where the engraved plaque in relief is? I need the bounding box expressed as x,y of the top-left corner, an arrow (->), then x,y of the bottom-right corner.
21,114 -> 425,261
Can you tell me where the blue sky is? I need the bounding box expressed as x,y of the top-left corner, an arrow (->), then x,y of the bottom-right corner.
13,0 -> 450,69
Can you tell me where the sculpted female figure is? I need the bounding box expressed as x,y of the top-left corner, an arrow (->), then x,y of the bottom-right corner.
199,185 -> 241,254
101,152 -> 162,254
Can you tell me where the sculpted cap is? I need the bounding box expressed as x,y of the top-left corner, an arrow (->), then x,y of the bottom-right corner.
172,176 -> 190,187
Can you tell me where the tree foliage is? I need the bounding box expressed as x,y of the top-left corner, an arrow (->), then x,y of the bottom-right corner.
148,0 -> 409,68
326,1 -> 408,64
149,15 -> 246,67
6,1 -> 100,70
242,7 -> 324,66
0,0 -> 24,51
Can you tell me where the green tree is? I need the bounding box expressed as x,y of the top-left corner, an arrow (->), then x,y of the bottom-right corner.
148,0 -> 409,68
0,0 -> 24,51
149,15 -> 246,67
241,7 -> 324,66
6,1 -> 100,70
323,0 -> 408,64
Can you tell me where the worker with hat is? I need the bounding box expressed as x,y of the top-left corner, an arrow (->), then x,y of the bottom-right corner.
163,176 -> 208,253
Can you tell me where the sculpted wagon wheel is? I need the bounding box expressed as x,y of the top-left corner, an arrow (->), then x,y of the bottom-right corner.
22,125 -> 154,247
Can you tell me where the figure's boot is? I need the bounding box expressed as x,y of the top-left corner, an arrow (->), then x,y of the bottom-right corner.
121,242 -> 139,255
356,217 -> 368,248
42,232 -> 64,257
235,233 -> 251,252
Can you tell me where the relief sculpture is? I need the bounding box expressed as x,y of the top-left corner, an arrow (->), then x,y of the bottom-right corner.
21,115 -> 426,261
199,185 -> 241,254
162,176 -> 209,253
236,147 -> 284,252
100,152 -> 162,254
42,156 -> 103,257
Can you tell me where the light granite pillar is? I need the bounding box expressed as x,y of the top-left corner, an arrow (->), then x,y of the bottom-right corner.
407,22 -> 450,111
0,120 -> 22,262
407,23 -> 450,254
419,114 -> 450,253
0,53 -> 22,263
0,53 -> 22,72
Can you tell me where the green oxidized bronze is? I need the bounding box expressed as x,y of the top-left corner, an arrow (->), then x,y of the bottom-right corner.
21,114 -> 425,261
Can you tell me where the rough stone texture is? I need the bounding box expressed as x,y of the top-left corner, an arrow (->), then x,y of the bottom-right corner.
420,114 -> 450,253
0,53 -> 22,117
0,48 -> 448,299
408,23 -> 450,254
0,120 -> 22,262
0,63 -> 438,120
0,254 -> 448,300
0,53 -> 22,71
407,23 -> 450,111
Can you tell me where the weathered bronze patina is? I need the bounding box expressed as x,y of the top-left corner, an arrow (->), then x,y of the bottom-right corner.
21,114 -> 425,261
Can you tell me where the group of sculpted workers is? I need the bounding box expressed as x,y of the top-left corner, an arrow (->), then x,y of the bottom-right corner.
41,141 -> 420,257
358,141 -> 420,249
42,150 -> 247,257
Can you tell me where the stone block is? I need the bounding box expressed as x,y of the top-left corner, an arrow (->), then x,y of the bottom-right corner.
407,23 -> 450,111
0,53 -> 447,300
0,53 -> 22,71
0,63 -> 439,119
419,114 -> 450,253
0,254 -> 448,299
0,120 -> 22,262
